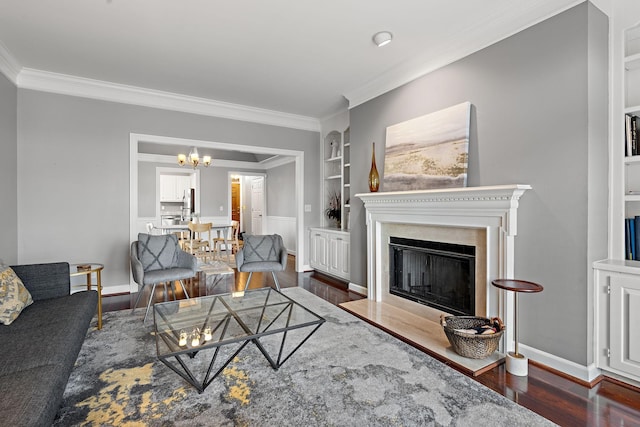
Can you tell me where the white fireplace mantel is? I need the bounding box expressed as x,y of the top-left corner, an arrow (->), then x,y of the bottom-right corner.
356,184 -> 531,354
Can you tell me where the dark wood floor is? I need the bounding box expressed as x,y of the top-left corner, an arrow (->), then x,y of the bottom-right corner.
103,256 -> 640,427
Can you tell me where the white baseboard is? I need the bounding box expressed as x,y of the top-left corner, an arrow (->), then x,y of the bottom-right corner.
348,282 -> 368,296
518,343 -> 601,383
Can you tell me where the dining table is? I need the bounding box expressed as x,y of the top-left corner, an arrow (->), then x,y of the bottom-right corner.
156,223 -> 233,263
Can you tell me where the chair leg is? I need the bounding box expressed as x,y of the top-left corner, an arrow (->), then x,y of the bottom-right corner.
271,271 -> 281,291
143,283 -> 158,324
179,280 -> 190,299
243,272 -> 253,291
131,283 -> 146,313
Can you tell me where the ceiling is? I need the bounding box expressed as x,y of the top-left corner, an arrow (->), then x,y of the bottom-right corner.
0,0 -> 580,122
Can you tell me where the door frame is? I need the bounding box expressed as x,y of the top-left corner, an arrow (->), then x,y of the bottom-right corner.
228,171 -> 267,235
130,133 -> 305,278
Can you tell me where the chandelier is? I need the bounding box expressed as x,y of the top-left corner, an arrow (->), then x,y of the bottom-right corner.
177,147 -> 211,168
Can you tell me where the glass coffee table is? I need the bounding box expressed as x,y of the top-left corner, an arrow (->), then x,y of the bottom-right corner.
153,288 -> 325,393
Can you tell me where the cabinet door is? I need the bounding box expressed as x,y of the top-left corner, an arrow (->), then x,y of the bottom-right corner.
176,175 -> 191,201
310,231 -> 328,271
338,237 -> 350,278
610,275 -> 640,378
328,233 -> 349,280
160,175 -> 177,202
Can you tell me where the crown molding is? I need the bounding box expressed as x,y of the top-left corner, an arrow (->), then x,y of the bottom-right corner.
16,68 -> 321,132
344,0 -> 582,109
0,41 -> 20,84
259,155 -> 296,169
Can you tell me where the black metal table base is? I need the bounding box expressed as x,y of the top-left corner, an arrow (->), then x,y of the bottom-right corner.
158,323 -> 323,393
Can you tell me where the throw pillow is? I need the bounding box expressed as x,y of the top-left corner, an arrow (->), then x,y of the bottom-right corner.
0,266 -> 33,325
138,233 -> 179,272
243,235 -> 280,262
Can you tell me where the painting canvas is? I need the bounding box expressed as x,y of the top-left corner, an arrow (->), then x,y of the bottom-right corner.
383,102 -> 471,191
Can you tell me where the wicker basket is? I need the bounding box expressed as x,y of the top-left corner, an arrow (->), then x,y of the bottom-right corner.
440,315 -> 505,359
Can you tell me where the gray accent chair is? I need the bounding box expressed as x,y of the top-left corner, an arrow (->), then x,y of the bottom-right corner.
236,234 -> 287,291
131,233 -> 197,323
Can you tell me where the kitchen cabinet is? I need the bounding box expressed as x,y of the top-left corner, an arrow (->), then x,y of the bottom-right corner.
310,227 -> 349,281
593,261 -> 640,383
160,174 -> 191,202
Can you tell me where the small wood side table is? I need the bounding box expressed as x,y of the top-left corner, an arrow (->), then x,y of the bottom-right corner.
70,263 -> 104,330
492,278 -> 543,376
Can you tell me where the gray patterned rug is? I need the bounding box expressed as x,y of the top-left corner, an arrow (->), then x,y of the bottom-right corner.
54,288 -> 554,426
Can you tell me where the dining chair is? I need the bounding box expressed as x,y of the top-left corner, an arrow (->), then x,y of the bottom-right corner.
213,220 -> 240,259
236,234 -> 287,291
185,222 -> 213,262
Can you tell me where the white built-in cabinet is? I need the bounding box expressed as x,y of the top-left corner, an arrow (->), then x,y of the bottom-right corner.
594,262 -> 640,383
310,227 -> 350,281
313,126 -> 350,282
160,174 -> 191,202
592,22 -> 640,385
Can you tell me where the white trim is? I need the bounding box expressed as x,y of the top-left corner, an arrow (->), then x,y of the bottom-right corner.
518,343 -> 602,384
0,40 -> 20,84
260,155 -> 296,169
349,282 -> 368,296
17,68 -> 320,132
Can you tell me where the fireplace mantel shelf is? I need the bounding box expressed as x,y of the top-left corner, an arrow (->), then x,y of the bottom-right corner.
356,184 -> 531,205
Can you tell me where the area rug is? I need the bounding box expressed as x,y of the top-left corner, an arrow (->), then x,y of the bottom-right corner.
54,288 -> 554,426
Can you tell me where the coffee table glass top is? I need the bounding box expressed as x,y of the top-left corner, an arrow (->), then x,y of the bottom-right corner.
153,288 -> 325,358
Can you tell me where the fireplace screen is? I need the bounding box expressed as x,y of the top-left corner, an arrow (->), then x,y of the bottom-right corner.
389,237 -> 475,316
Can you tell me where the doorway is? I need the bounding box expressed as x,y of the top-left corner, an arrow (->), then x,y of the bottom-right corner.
130,133 -> 305,279
229,172 -> 266,237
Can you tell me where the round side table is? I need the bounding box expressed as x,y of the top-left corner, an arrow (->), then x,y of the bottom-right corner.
492,279 -> 543,376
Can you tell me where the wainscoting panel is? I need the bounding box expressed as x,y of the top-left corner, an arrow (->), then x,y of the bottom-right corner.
265,216 -> 296,254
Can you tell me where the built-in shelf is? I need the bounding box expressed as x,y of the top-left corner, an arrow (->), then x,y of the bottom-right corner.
326,175 -> 341,180
344,142 -> 351,147
344,183 -> 350,187
326,156 -> 342,162
344,163 -> 350,167
345,203 -> 350,208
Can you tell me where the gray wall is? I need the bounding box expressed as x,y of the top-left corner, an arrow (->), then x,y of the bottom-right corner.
349,2 -> 608,365
17,90 -> 320,286
266,161 -> 296,217
0,73 -> 17,264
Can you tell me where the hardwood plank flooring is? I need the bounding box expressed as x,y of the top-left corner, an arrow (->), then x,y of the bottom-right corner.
101,255 -> 640,427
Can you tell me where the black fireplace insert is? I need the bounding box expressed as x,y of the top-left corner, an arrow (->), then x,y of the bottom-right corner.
389,237 -> 475,316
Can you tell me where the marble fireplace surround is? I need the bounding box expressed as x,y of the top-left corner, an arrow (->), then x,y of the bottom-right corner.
353,185 -> 531,369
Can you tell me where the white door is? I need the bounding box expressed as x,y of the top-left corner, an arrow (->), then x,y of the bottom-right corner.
251,177 -> 264,235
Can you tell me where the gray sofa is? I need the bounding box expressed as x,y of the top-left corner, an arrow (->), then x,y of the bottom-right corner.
0,262 -> 98,427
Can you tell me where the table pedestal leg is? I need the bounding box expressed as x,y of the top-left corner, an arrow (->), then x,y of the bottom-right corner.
505,292 -> 527,376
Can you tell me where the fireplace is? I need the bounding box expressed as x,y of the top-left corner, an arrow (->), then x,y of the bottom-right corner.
356,185 -> 531,354
389,237 -> 475,316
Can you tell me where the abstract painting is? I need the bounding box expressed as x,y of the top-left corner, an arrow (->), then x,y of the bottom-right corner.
383,102 -> 471,191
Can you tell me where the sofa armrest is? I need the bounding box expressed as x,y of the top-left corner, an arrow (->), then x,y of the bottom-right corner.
10,262 -> 70,301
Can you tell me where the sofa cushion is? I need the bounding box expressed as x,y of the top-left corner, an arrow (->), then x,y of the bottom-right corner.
0,266 -> 33,325
137,233 -> 179,272
0,365 -> 70,427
